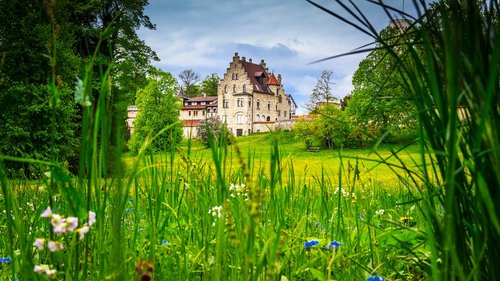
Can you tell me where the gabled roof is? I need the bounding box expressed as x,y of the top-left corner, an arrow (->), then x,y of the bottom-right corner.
240,60 -> 272,94
267,74 -> 280,86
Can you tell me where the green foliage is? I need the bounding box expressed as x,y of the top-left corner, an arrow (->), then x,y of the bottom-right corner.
201,73 -> 220,96
178,69 -> 201,97
293,105 -> 357,149
346,26 -> 418,141
197,117 -> 232,148
0,83 -> 78,176
129,69 -> 183,153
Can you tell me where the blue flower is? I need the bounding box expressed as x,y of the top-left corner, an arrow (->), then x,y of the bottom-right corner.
315,222 -> 321,228
325,240 -> 343,250
0,257 -> 11,264
303,239 -> 319,250
161,239 -> 169,245
367,275 -> 384,281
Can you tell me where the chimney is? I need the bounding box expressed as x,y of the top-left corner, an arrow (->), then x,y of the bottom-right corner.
242,56 -> 246,62
249,58 -> 252,63
277,74 -> 282,83
260,59 -> 266,68
233,52 -> 240,63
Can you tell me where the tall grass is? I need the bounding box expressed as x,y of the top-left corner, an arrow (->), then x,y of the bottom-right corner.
2,0 -> 498,280
307,0 -> 500,280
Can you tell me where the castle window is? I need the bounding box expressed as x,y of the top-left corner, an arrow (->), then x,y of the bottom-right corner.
223,99 -> 229,108
224,85 -> 227,93
202,110 -> 205,116
222,115 -> 228,123
233,85 -> 236,93
188,111 -> 191,116
248,98 -> 251,107
237,98 -> 244,107
279,95 -> 282,103
256,114 -> 260,120
278,110 -> 280,117
276,102 -> 278,111
266,116 -> 271,122
194,111 -> 198,116
268,101 -> 271,111
235,74 -> 238,80
237,114 -> 244,124
243,84 -> 246,92
256,99 -> 260,109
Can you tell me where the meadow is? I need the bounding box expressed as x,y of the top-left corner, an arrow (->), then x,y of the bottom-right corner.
1,0 -> 499,280
1,131 -> 427,281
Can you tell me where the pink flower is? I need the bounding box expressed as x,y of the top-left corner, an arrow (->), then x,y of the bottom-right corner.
33,238 -> 45,250
66,217 -> 79,232
41,207 -> 52,218
88,211 -> 96,227
77,225 -> 90,240
48,241 -> 64,252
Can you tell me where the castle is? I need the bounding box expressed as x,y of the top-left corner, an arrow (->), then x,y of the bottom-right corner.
128,53 -> 297,138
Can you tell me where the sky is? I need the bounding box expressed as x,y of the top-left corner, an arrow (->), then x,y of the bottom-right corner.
138,0 -> 417,114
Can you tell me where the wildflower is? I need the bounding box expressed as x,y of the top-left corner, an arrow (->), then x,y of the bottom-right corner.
359,214 -> 365,220
0,257 -> 11,264
33,238 -> 45,250
76,225 -> 90,240
34,264 -> 57,279
41,207 -> 52,218
161,239 -> 169,245
88,211 -> 96,227
315,222 -> 321,228
400,216 -> 414,222
325,240 -> 343,251
375,209 -> 385,216
303,239 -> 319,250
66,217 -> 79,232
367,274 -> 384,281
209,206 -> 223,218
48,241 -> 65,252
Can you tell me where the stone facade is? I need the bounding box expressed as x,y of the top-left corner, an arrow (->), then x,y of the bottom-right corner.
179,95 -> 218,138
218,52 -> 295,136
127,53 -> 297,138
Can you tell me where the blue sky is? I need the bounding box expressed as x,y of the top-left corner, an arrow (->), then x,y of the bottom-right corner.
138,0 -> 417,114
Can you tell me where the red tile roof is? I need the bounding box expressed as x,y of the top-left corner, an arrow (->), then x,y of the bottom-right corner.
187,96 -> 218,102
267,74 -> 280,85
183,120 -> 201,127
240,60 -> 271,94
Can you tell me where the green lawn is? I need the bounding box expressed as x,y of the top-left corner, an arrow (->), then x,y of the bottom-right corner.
157,131 -> 423,189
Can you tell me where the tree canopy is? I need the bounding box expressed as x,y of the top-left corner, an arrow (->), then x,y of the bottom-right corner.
0,0 -> 157,175
345,25 -> 418,140
201,73 -> 220,96
128,69 -> 183,153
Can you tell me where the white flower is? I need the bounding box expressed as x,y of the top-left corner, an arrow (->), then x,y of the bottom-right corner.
33,238 -> 45,250
66,217 -> 79,232
77,225 -> 90,240
45,269 -> 57,279
48,241 -> 64,252
41,207 -> 52,218
88,211 -> 96,227
209,206 -> 223,218
375,209 -> 385,216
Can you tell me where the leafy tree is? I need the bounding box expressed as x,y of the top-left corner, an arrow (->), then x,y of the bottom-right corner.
346,26 -> 417,141
129,69 -> 183,153
197,117 -> 232,148
306,69 -> 337,111
201,73 -> 220,96
178,69 -> 200,97
0,0 -> 81,176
